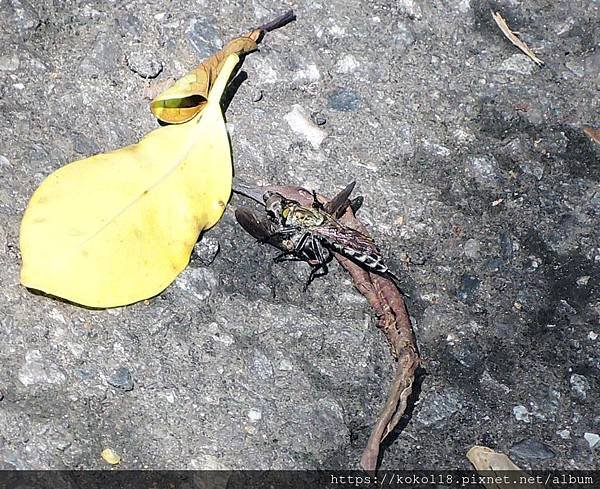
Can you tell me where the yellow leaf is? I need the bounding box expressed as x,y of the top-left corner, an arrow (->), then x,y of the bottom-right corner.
19,53 -> 240,308
150,33 -> 259,124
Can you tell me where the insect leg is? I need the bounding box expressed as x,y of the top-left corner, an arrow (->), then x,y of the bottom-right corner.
302,236 -> 331,291
304,262 -> 329,291
273,251 -> 300,263
311,190 -> 325,210
270,227 -> 300,238
311,235 -> 327,264
293,231 -> 312,254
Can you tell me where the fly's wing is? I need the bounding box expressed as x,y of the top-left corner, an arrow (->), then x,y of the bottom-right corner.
315,222 -> 381,256
235,208 -> 275,243
324,181 -> 356,217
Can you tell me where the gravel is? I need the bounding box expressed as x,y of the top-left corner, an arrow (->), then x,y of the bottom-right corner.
509,438 -> 557,462
0,0 -> 598,471
107,367 -> 135,392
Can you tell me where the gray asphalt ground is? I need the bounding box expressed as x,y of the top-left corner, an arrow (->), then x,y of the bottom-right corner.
0,0 -> 598,471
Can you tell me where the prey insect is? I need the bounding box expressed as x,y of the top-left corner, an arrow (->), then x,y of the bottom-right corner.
235,182 -> 399,288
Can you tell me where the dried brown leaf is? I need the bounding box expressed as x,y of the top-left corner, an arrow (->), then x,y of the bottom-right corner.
467,446 -> 544,489
234,181 -> 420,473
150,35 -> 259,124
583,127 -> 600,145
151,11 -> 295,123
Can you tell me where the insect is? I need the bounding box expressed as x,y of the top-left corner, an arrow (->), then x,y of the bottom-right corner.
235,182 -> 399,288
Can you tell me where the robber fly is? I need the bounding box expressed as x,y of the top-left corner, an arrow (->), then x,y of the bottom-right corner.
235,182 -> 398,287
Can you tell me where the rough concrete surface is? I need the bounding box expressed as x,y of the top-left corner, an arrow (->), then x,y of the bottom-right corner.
0,0 -> 599,471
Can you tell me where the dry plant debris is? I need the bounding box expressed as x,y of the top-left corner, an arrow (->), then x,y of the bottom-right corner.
467,446 -> 544,489
492,11 -> 544,67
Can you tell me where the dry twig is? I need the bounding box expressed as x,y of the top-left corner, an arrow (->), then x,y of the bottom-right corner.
234,181 -> 420,472
492,11 -> 544,66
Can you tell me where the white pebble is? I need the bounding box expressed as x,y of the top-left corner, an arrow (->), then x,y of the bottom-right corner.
18,350 -> 66,386
293,63 -> 320,82
248,409 -> 262,422
513,405 -> 531,423
278,359 -> 293,371
576,275 -> 590,286
584,432 -> 600,449
284,105 -> 328,149
335,54 -> 360,74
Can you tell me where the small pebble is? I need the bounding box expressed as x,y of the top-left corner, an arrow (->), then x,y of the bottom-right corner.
394,22 -> 416,50
498,54 -> 535,76
509,439 -> 556,461
293,63 -> 320,83
80,39 -> 119,75
248,409 -> 262,422
311,112 -> 327,126
513,405 -> 531,423
557,429 -> 570,439
557,299 -> 577,316
486,258 -> 503,271
75,368 -> 94,380
519,161 -> 544,180
126,51 -> 163,79
278,359 -> 293,371
499,231 -> 513,260
335,54 -> 360,74
18,350 -> 66,386
107,367 -> 134,391
118,14 -> 143,38
284,104 -> 328,149
576,275 -> 590,286
397,0 -> 422,19
252,90 -> 263,102
7,0 -> 40,32
465,155 -> 501,185
252,350 -> 274,379
570,373 -> 589,401
193,237 -> 220,266
457,273 -> 479,304
584,52 -> 600,78
584,432 -> 600,449
463,238 -> 480,259
175,267 -> 217,301
328,88 -> 362,112
565,59 -> 584,78
101,448 -> 121,465
0,54 -> 20,71
416,389 -> 463,427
